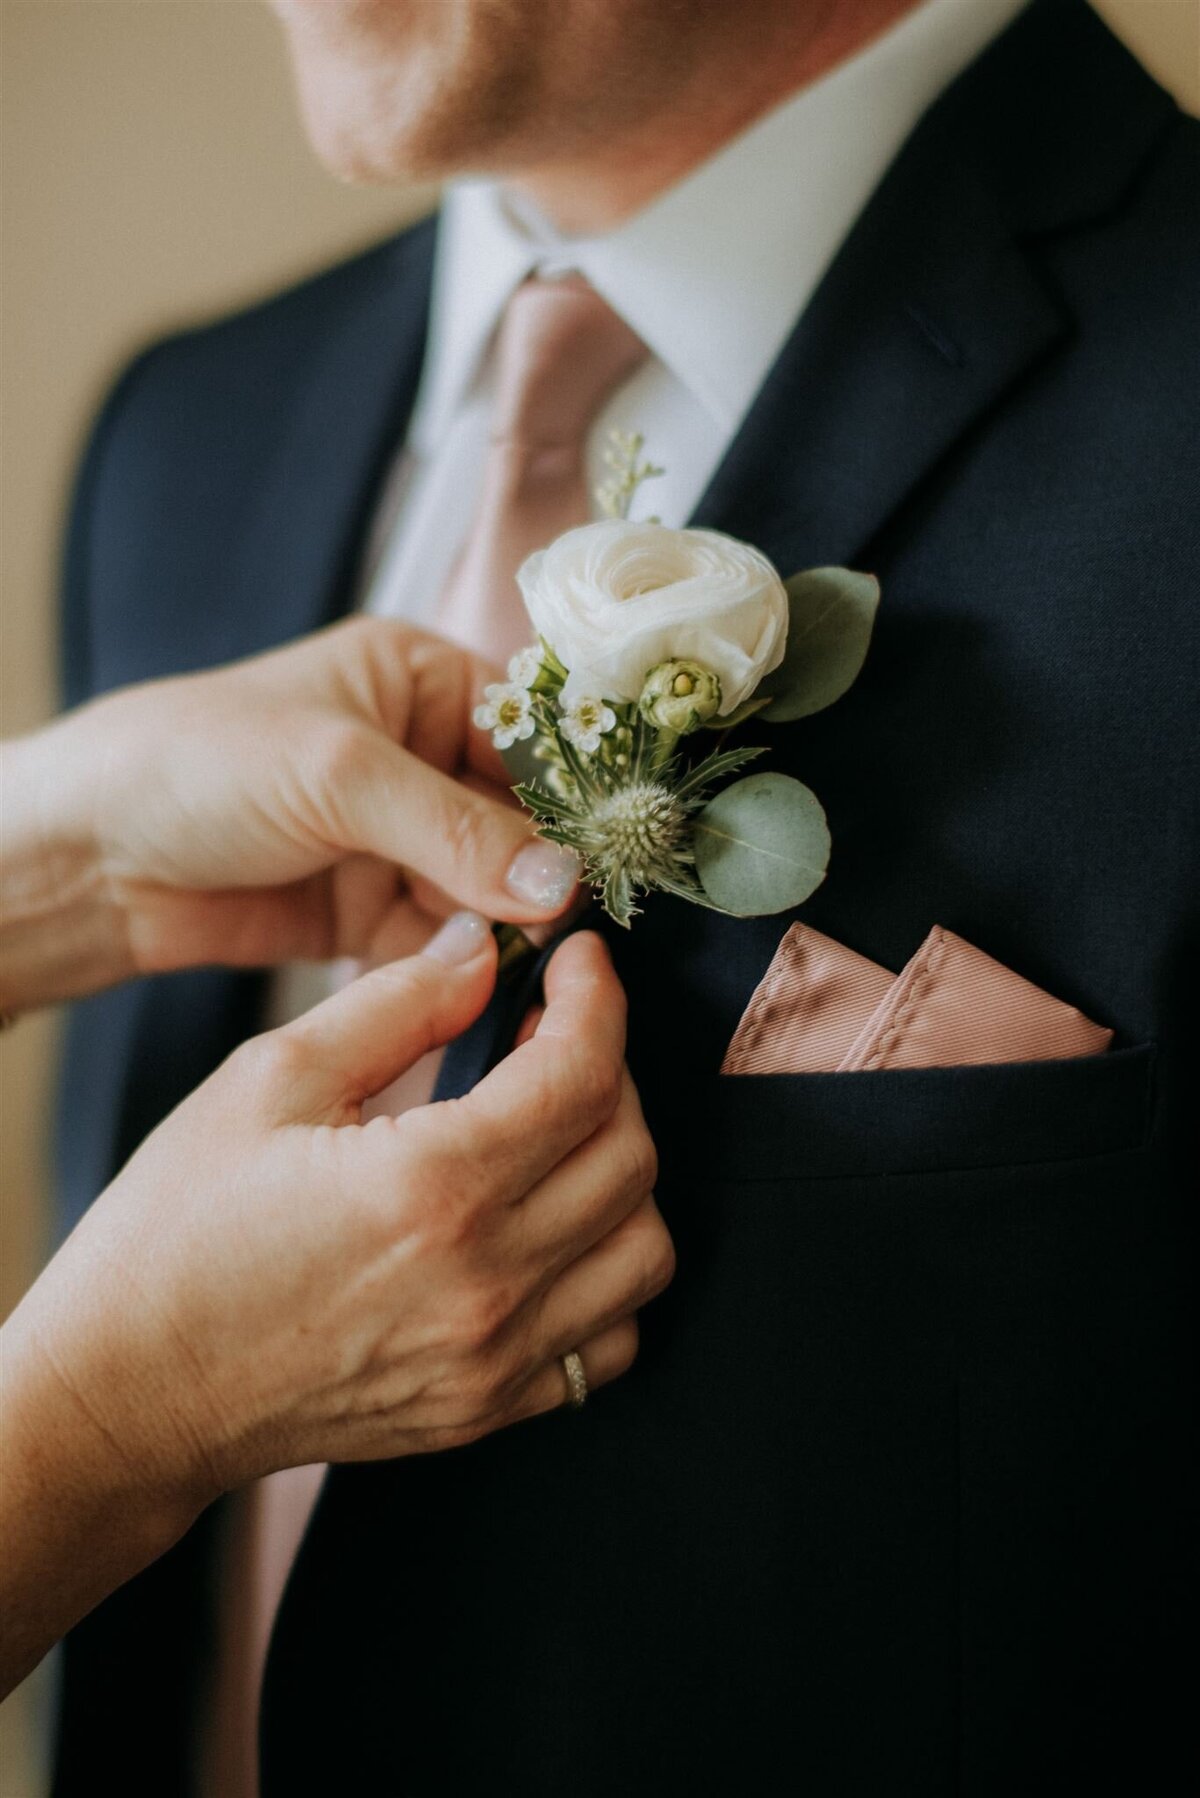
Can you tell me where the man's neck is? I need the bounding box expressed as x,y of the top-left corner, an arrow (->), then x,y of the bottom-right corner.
507,0 -> 924,235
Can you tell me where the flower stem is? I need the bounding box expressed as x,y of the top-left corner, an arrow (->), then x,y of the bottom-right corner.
649,727 -> 680,772
494,922 -> 537,982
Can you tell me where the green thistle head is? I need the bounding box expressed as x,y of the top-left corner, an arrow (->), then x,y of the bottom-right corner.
574,779 -> 693,924
581,780 -> 690,880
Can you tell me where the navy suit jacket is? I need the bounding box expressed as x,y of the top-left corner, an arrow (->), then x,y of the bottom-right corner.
52,3 -> 1198,1791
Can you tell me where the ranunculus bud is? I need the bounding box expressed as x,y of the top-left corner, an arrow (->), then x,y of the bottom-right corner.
638,660 -> 722,735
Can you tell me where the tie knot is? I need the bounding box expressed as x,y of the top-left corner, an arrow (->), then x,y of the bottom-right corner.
491,273 -> 646,449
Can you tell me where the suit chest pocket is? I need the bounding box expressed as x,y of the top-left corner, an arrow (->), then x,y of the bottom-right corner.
671,1040 -> 1155,1183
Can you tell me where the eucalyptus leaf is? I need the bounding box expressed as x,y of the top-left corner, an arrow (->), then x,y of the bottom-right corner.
762,567 -> 880,723
693,772 -> 830,916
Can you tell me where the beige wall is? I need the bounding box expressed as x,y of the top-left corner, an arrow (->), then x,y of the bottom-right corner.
0,0 -> 433,1298
1,1 -> 1197,1791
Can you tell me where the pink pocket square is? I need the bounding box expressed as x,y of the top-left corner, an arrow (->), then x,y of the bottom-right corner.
721,923 -> 1111,1076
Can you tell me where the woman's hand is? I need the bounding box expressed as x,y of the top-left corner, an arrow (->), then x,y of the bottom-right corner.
0,928 -> 671,1692
0,617 -> 580,1011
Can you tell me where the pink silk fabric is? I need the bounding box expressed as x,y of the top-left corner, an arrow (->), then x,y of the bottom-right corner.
719,922 -> 895,1074
722,923 -> 1111,1076
435,272 -> 646,661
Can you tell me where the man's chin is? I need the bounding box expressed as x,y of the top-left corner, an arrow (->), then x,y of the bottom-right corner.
294,94 -> 506,191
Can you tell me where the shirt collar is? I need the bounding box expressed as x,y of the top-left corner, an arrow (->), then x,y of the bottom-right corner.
411,0 -> 1031,451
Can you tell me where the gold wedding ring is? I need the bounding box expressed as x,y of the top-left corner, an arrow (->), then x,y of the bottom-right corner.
561,1350 -> 588,1410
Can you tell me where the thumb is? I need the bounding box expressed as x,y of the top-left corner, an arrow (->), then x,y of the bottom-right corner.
330,732 -> 582,925
278,911 -> 498,1116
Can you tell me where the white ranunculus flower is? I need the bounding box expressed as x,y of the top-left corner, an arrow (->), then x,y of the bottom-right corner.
516,520 -> 789,717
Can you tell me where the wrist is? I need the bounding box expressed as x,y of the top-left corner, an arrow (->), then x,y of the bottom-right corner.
4,1253 -> 217,1528
0,718 -> 134,1010
0,1279 -> 209,1690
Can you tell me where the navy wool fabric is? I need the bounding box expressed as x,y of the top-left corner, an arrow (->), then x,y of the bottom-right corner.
50,3 -> 1197,1792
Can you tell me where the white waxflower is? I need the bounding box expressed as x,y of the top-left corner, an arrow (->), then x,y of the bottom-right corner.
473,682 -> 535,751
559,695 -> 617,756
517,519 -> 788,717
507,646 -> 544,688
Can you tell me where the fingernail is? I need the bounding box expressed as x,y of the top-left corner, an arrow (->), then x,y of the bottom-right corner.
422,910 -> 491,966
505,841 -> 582,912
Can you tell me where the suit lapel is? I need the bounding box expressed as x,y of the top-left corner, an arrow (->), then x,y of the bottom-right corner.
218,217 -> 436,658
688,145 -> 1065,572
688,0 -> 1172,572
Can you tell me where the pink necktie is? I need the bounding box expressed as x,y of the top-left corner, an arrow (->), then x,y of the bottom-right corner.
201,277 -> 646,1798
364,274 -> 646,1119
435,271 -> 647,665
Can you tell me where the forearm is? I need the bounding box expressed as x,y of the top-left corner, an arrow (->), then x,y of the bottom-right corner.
0,723 -> 133,1013
0,1273 -> 205,1697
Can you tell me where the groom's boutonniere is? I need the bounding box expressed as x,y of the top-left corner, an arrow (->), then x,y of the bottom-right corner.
475,431 -> 880,928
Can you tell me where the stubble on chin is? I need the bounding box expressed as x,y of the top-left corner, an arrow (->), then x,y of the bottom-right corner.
278,0 -> 552,186
277,0 -> 732,190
